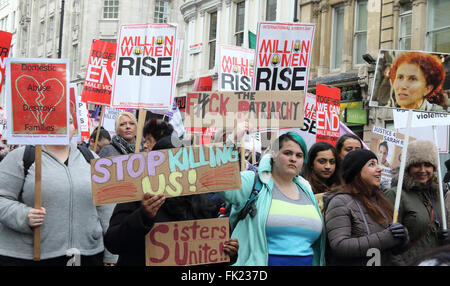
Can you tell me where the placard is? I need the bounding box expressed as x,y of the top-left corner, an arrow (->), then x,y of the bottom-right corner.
252,22 -> 315,91
5,58 -> 70,145
111,23 -> 177,109
81,39 -> 117,106
393,108 -> 450,129
0,30 -> 12,92
91,145 -> 241,205
218,44 -> 254,91
78,96 -> 90,141
315,84 -> 340,145
146,218 -> 230,266
369,50 -> 450,113
184,91 -> 304,130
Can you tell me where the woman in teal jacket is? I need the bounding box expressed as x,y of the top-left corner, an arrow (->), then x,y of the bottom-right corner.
218,132 -> 326,266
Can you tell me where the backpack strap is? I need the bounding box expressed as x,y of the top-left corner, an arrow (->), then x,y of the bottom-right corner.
231,171 -> 263,231
77,145 -> 95,163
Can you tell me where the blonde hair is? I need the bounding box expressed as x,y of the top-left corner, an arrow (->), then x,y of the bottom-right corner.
115,112 -> 138,134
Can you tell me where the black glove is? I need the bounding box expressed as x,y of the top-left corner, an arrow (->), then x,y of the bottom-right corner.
388,222 -> 409,240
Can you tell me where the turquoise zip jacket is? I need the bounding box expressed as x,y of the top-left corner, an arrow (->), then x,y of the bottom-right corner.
217,154 -> 326,266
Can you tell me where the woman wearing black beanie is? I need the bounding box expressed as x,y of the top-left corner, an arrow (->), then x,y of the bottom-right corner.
323,149 -> 409,266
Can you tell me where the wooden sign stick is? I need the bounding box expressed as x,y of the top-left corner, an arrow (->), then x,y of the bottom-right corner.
135,108 -> 147,153
93,105 -> 105,153
33,145 -> 42,261
240,135 -> 246,171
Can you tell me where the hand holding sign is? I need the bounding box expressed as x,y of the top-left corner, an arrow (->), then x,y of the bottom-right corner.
141,193 -> 166,219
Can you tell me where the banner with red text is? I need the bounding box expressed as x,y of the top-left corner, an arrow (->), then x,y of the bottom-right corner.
5,58 -> 70,145
315,84 -> 340,145
219,44 -> 254,91
146,218 -> 230,266
81,40 -> 116,106
0,30 -> 12,93
111,23 -> 177,109
252,22 -> 315,92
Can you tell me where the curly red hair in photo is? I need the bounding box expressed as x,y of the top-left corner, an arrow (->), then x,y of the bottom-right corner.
389,51 -> 446,105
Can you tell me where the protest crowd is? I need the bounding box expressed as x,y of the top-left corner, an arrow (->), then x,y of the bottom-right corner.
0,20 -> 449,269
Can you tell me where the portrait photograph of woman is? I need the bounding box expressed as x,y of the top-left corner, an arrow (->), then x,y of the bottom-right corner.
370,50 -> 450,113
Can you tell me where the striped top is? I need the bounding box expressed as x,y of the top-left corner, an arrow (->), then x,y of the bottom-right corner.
266,184 -> 323,256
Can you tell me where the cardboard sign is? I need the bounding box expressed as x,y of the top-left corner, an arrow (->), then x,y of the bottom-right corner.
279,92 -> 317,149
316,84 -> 340,145
91,145 -> 241,205
184,91 -> 304,130
369,50 -> 450,113
111,23 -> 177,109
252,22 -> 315,91
218,44 -> 254,91
69,84 -> 81,142
5,58 -> 70,145
81,40 -> 117,105
0,30 -> 12,92
146,218 -> 230,266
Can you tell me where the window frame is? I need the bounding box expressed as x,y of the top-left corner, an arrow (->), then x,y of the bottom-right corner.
426,0 -> 450,52
102,0 -> 119,20
353,0 -> 368,66
265,0 -> 277,21
234,1 -> 245,47
330,4 -> 345,71
154,0 -> 170,24
398,2 -> 412,50
208,10 -> 218,70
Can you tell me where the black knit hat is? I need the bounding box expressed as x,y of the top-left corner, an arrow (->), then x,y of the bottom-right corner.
341,149 -> 378,184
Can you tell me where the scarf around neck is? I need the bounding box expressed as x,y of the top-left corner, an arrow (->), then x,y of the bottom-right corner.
111,135 -> 136,154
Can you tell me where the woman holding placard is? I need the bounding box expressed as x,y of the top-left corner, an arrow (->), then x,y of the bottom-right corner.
384,140 -> 450,266
104,122 -> 239,266
99,111 -> 140,157
217,132 -> 326,266
0,115 -> 116,266
323,149 -> 409,266
389,51 -> 446,111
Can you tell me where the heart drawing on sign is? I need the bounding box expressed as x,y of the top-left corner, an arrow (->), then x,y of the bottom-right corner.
15,75 -> 65,125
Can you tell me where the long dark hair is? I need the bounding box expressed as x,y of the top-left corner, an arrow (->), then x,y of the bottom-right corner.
332,174 -> 394,225
305,142 -> 341,194
143,118 -> 174,141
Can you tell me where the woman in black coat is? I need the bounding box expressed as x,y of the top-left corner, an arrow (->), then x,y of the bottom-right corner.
104,134 -> 238,266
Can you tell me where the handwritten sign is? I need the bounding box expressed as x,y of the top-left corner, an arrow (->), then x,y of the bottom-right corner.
5,58 -> 70,145
91,145 -> 241,205
146,218 -> 230,266
253,22 -> 315,91
184,91 -> 304,130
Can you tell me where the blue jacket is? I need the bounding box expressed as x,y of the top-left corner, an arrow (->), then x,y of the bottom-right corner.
217,154 -> 326,266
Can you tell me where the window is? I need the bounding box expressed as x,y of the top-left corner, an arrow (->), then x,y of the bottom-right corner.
39,21 -> 45,44
331,5 -> 344,70
426,0 -> 450,52
47,16 -> 54,40
235,1 -> 245,46
208,11 -> 217,70
266,0 -> 277,21
399,2 -> 412,50
0,16 -> 7,31
353,0 -> 367,65
103,0 -> 119,19
154,0 -> 169,23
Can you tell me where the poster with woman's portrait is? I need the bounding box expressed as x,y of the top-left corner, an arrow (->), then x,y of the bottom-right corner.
369,50 -> 450,114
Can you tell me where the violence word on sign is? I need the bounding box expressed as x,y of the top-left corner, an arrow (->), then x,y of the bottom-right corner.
146,218 -> 230,266
91,145 -> 241,206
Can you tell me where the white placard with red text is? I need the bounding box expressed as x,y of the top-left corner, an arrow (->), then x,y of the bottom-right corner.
218,44 -> 254,91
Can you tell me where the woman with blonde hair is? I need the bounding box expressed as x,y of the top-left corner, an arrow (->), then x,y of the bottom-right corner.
99,112 -> 140,157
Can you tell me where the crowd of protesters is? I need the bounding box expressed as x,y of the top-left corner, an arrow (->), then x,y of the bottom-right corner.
0,112 -> 449,266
